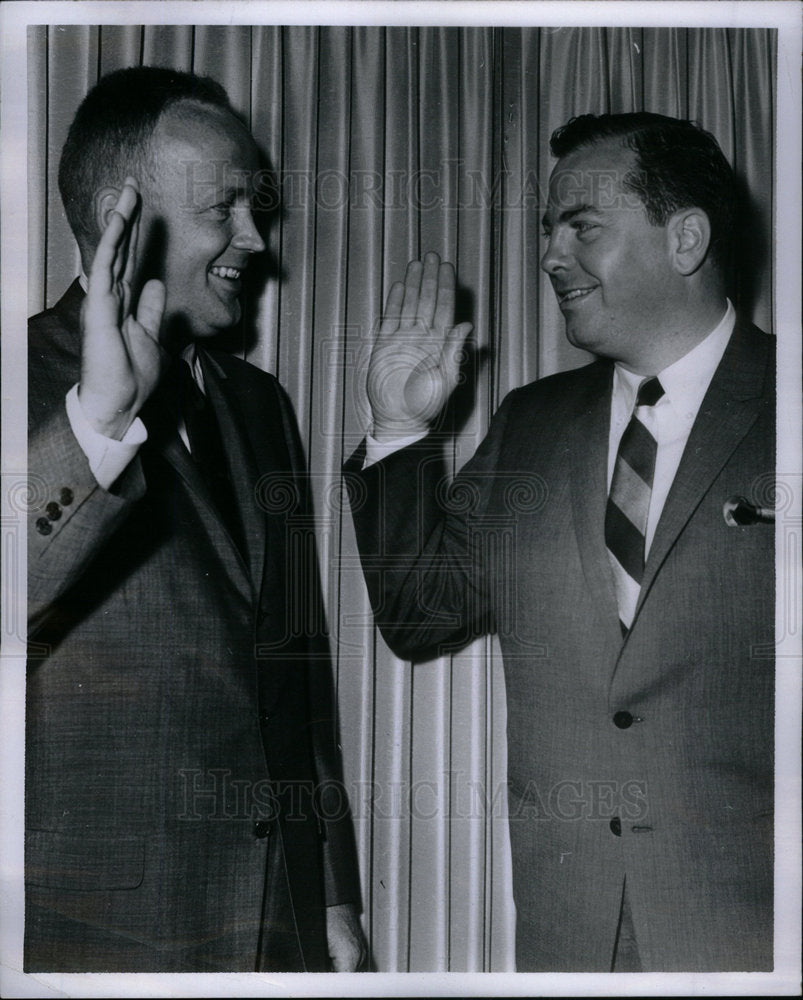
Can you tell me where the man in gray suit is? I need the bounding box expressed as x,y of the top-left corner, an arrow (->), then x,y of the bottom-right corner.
347,113 -> 774,970
27,66 -> 366,972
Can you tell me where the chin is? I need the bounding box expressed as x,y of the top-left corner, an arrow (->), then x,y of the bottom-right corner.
197,305 -> 242,337
566,322 -> 619,359
565,325 -> 596,353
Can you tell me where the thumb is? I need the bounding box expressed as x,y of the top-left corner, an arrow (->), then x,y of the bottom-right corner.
135,278 -> 166,341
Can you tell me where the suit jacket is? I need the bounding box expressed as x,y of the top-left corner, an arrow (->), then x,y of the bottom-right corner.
347,316 -> 775,971
26,280 -> 360,972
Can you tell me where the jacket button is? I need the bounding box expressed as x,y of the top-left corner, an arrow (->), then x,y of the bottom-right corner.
609,817 -> 622,836
613,711 -> 633,729
253,820 -> 271,839
59,488 -> 74,506
46,502 -> 62,521
36,517 -> 52,536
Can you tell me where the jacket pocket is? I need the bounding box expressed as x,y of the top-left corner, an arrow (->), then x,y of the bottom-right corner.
26,830 -> 145,891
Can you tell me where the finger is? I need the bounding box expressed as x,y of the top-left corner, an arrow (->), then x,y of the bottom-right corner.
121,199 -> 140,289
400,259 -> 423,328
417,251 -> 441,328
109,180 -> 139,236
88,210 -> 128,297
135,279 -> 166,341
378,280 -> 405,337
433,261 -> 457,334
112,180 -> 140,284
90,181 -> 139,290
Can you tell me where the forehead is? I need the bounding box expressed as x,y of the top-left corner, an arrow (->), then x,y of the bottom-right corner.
151,101 -> 259,184
546,138 -> 639,214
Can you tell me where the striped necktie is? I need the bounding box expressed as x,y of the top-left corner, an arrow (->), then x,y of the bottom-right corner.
177,359 -> 245,556
605,376 -> 664,633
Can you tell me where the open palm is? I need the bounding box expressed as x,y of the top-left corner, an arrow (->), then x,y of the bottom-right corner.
367,252 -> 472,441
79,177 -> 166,440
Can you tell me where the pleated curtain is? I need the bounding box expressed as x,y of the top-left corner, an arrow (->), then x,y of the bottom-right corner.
28,25 -> 775,972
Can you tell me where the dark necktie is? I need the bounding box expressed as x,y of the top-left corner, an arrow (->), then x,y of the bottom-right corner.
605,376 -> 664,632
177,358 -> 244,555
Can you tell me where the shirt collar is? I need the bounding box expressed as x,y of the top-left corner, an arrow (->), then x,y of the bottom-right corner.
613,299 -> 736,419
180,342 -> 206,393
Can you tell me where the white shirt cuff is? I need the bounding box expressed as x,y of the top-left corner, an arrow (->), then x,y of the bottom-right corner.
363,430 -> 428,469
65,384 -> 148,491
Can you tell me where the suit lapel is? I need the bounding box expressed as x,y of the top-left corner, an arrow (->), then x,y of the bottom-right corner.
631,318 -> 772,627
568,362 -> 624,653
141,356 -> 255,600
204,350 -> 297,617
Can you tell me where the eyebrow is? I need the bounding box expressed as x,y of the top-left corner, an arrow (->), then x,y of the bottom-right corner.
541,203 -> 603,229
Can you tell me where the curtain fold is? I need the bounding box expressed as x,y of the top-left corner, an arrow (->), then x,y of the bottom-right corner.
27,26 -> 48,310
28,25 -> 776,971
98,24 -> 142,77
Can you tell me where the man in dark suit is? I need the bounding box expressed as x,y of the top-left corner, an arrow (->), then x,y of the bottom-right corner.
347,113 -> 774,971
27,66 -> 365,972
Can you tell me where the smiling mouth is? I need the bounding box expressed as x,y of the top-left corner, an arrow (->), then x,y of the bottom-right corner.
209,265 -> 243,281
556,286 -> 597,306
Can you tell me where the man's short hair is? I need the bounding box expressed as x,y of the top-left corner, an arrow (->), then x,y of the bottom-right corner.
59,66 -> 234,256
550,112 -> 737,274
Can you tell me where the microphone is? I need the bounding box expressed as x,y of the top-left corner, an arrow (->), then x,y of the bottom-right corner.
722,496 -> 775,527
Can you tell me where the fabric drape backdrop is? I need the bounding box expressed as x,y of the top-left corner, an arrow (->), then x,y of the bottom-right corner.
28,25 -> 775,972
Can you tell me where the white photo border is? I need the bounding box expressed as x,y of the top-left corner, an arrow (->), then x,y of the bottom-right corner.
2,2 -> 800,997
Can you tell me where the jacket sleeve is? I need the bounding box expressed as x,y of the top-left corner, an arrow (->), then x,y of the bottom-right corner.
27,405 -> 145,632
273,379 -> 363,910
307,634 -> 363,910
344,390 -> 519,662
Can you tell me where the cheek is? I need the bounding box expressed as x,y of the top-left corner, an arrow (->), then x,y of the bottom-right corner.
609,245 -> 665,302
161,262 -> 208,314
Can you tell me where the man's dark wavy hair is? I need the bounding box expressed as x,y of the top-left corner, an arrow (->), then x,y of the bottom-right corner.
59,65 -> 234,255
550,112 -> 737,274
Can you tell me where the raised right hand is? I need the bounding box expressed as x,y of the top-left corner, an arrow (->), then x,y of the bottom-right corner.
367,251 -> 473,442
78,177 -> 166,440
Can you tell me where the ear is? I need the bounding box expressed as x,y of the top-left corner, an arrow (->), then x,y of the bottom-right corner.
93,185 -> 124,236
667,208 -> 711,276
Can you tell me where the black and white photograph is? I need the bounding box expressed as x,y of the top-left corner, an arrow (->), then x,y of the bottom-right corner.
1,1 -> 800,996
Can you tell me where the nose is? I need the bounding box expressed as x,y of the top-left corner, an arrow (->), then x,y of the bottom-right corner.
232,208 -> 266,254
540,227 -> 570,275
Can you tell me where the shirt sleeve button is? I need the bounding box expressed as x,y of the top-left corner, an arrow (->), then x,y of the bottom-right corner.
46,502 -> 62,521
36,518 -> 52,536
59,488 -> 74,506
